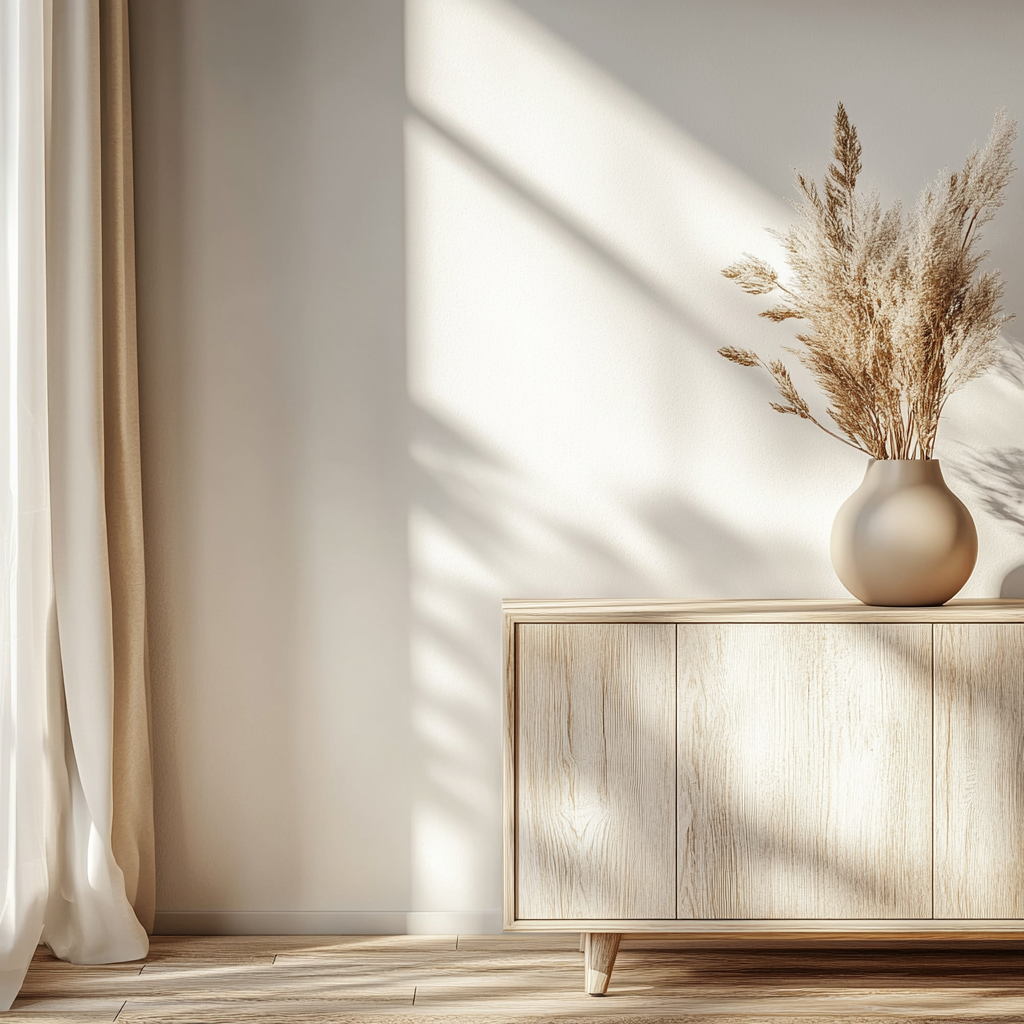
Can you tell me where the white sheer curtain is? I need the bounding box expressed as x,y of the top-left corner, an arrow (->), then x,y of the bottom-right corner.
0,0 -> 152,1009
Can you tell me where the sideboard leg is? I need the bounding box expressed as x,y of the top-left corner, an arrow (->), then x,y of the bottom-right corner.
579,933 -> 587,953
584,933 -> 621,995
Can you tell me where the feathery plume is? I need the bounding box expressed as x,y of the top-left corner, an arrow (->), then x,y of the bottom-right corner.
721,105 -> 1016,459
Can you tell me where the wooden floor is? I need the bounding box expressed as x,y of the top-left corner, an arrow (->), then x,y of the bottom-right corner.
11,933 -> 1024,1023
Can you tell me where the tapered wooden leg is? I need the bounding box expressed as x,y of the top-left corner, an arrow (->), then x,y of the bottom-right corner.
584,932 -> 621,995
579,933 -> 586,953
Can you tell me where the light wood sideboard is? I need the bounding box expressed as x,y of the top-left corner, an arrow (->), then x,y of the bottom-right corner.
502,599 -> 1024,994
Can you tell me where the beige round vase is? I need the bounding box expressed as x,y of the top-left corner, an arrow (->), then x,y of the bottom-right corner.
830,459 -> 977,606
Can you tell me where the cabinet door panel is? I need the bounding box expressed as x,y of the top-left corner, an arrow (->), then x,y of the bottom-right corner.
935,624 -> 1024,918
678,624 -> 932,919
516,623 -> 675,920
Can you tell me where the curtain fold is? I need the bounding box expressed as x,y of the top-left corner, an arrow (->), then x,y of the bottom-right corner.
99,0 -> 155,938
0,0 -> 153,1008
0,0 -> 57,1004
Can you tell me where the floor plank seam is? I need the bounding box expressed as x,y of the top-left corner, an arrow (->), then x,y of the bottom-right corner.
18,935 -> 1024,1021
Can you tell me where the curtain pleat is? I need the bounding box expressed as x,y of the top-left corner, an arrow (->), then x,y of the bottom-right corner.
0,0 -> 153,1007
99,0 -> 155,937
0,0 -> 58,1006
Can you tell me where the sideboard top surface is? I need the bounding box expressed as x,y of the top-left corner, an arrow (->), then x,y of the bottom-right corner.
502,598 -> 1024,623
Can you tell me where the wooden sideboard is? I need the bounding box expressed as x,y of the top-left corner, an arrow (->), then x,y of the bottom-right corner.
502,599 -> 1024,994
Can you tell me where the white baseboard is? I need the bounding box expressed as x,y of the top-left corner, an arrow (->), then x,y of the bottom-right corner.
153,910 -> 504,936
405,912 -> 503,935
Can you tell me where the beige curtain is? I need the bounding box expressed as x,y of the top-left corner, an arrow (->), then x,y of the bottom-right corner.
100,0 -> 156,937
0,0 -> 153,1007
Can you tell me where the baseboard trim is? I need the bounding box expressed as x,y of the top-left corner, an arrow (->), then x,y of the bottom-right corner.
153,911 -> 505,936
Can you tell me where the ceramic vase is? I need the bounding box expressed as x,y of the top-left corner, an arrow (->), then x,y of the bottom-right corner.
830,459 -> 977,606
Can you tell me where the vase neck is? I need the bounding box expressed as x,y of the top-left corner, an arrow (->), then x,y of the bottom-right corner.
864,459 -> 947,488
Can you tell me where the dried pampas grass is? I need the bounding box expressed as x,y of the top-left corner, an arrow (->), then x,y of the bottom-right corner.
721,104 -> 1016,459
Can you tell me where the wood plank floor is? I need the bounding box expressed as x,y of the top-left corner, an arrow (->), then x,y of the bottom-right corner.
11,933 -> 1024,1023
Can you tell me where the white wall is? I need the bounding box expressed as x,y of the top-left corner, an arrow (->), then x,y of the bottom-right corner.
130,0 -> 1024,932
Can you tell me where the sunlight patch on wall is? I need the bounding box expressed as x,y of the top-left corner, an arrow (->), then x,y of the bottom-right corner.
404,0 -> 858,916
405,0 -> 795,337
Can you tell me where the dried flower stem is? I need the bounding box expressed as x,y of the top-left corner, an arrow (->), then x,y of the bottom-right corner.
720,104 -> 1016,459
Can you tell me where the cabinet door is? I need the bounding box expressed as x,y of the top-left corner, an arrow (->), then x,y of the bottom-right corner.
935,624 -> 1024,918
516,623 -> 675,920
677,624 -> 932,919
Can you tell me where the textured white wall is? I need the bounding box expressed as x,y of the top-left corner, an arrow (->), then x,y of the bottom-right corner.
130,0 -> 1024,931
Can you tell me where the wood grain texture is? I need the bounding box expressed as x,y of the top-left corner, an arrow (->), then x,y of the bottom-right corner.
584,933 -> 621,994
504,598 -> 1024,624
516,624 -> 676,920
677,624 -> 932,920
503,917 -> 1024,933
935,624 -> 1024,919
503,616 -> 517,929
14,935 -> 1024,1022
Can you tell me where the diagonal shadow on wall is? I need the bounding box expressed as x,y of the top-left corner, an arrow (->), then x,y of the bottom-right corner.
944,337 -> 1024,598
